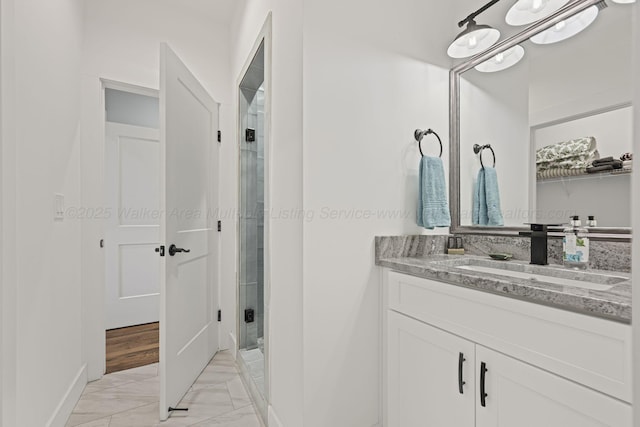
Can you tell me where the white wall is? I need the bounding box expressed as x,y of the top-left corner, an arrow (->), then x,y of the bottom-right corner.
0,0 -> 18,425
229,2 -> 304,426
230,1 -> 454,425
302,0 -> 454,425
81,0 -> 233,380
529,3 -> 633,126
534,107 -> 633,155
0,0 -> 86,425
104,89 -> 159,129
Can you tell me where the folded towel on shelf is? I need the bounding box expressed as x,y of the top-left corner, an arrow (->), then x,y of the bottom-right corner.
537,167 -> 587,180
592,156 -> 614,165
623,160 -> 632,168
536,136 -> 598,172
537,157 -> 596,172
586,164 -> 614,173
591,159 -> 623,169
472,166 -> 504,226
417,156 -> 451,229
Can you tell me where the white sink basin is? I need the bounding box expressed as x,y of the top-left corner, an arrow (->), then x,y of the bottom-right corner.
455,264 -> 616,291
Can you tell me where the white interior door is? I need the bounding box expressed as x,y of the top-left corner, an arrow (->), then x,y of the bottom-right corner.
105,122 -> 160,329
159,43 -> 220,420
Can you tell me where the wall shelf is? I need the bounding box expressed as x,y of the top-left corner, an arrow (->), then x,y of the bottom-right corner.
537,168 -> 631,184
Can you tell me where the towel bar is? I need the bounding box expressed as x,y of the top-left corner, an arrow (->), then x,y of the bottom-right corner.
414,128 -> 443,158
473,144 -> 496,169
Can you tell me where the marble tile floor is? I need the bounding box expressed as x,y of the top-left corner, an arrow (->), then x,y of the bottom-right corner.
65,351 -> 263,427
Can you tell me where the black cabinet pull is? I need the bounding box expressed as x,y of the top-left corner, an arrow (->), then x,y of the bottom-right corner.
458,352 -> 466,394
480,362 -> 488,407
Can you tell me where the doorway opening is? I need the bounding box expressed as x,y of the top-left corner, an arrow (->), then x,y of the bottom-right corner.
96,45 -> 221,422
103,82 -> 161,374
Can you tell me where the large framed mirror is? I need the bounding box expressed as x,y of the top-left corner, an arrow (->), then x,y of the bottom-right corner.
449,0 -> 633,240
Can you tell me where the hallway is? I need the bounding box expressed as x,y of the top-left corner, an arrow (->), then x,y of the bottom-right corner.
65,351 -> 262,427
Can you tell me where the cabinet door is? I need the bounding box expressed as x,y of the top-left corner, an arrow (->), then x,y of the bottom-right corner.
387,311 -> 475,427
475,345 -> 631,427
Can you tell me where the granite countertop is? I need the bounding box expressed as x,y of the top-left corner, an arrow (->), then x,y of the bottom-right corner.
376,254 -> 631,323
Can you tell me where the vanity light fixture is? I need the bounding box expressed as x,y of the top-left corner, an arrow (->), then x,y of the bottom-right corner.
505,0 -> 571,26
447,0 -> 502,59
530,3 -> 602,44
474,45 -> 525,72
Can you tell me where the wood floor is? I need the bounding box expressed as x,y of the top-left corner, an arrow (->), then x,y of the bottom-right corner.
105,322 -> 159,374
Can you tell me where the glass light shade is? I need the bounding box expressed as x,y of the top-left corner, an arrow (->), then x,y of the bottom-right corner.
447,21 -> 501,58
506,0 -> 570,26
530,5 -> 598,44
474,45 -> 525,72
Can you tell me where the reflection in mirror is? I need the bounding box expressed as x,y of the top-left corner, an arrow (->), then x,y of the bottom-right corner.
456,0 -> 633,231
533,106 -> 632,226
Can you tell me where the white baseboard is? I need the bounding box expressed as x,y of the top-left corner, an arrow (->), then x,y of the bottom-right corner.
46,363 -> 87,427
268,406 -> 284,427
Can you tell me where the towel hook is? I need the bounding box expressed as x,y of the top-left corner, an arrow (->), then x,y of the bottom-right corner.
473,144 -> 496,169
414,128 -> 443,158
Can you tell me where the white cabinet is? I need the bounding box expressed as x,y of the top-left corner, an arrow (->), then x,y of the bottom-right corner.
476,345 -> 631,427
383,270 -> 632,427
387,311 -> 475,427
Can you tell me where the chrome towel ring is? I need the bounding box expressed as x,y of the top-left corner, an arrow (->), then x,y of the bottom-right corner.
414,128 -> 443,158
473,144 -> 496,169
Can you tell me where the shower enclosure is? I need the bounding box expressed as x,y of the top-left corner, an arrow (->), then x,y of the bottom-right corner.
238,41 -> 267,405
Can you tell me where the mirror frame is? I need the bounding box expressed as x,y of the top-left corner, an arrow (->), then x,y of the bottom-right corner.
449,0 -> 631,241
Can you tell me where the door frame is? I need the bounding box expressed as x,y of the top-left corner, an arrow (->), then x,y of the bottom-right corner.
235,14 -> 272,421
1,3 -> 18,423
83,72 -> 222,385
81,78 -> 159,382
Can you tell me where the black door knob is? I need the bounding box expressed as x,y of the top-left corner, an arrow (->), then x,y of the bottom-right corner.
168,244 -> 191,256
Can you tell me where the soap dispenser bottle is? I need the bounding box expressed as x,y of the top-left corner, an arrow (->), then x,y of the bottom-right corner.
563,216 -> 589,270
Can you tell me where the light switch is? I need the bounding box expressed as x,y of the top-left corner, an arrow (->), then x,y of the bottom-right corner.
54,193 -> 64,221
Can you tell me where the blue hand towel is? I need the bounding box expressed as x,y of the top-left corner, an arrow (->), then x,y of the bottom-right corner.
472,166 -> 504,226
417,156 -> 451,229
472,169 -> 486,225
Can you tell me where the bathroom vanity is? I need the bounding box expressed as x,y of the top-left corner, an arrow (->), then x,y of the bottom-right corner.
386,0 -> 635,423
377,253 -> 632,427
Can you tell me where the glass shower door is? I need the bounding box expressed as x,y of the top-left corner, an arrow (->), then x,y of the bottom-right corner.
238,42 -> 266,397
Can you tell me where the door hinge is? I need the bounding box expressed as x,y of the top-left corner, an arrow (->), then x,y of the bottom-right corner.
217,309 -> 221,322
155,245 -> 165,257
217,220 -> 222,232
217,130 -> 221,143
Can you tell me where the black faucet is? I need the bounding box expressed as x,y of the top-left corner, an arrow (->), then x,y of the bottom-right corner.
518,224 -> 549,265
